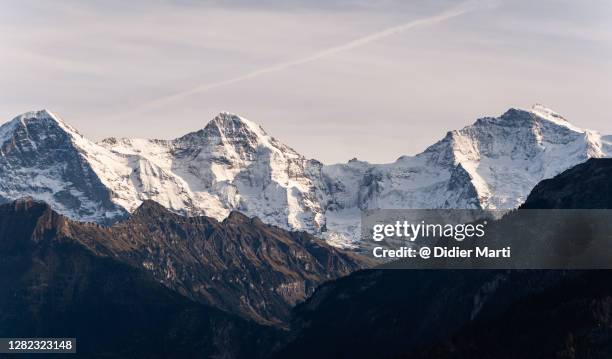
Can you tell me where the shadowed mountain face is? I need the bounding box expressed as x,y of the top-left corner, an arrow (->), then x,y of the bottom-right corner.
409,158 -> 612,358
275,269 -> 579,359
521,158 -> 612,209
409,270 -> 612,359
275,159 -> 612,359
0,198 -> 370,327
0,200 -> 281,359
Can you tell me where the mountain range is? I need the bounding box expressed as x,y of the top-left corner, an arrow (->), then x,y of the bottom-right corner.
1,105 -> 609,247
275,158 -> 612,359
4,158 -> 612,358
2,103 -> 612,358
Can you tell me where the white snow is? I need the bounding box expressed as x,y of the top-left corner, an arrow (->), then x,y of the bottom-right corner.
0,106 -> 609,247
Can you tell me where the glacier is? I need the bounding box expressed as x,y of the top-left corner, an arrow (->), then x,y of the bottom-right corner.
0,106 -> 609,247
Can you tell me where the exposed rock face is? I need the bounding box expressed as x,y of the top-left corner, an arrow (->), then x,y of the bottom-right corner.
0,199 -> 282,359
0,110 -> 125,223
98,111 -> 328,235
0,106 -> 609,247
0,198 -> 369,326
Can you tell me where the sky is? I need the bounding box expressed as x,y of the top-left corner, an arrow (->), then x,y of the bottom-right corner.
1,0 -> 611,164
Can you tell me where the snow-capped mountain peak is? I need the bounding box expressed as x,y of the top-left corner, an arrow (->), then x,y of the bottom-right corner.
206,111 -> 265,135
95,112 -> 326,232
529,103 -> 570,124
440,106 -> 606,205
0,106 -> 609,247
183,112 -> 263,144
15,109 -> 86,139
177,112 -> 301,159
320,105 -> 610,246
13,109 -> 60,124
0,110 -> 127,223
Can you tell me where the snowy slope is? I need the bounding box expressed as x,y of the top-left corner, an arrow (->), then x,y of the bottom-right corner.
0,110 -> 127,223
0,106 -> 609,247
99,112 -> 327,232
321,105 -> 609,245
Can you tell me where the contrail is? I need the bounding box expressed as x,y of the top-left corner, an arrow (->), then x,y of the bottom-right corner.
119,2 -> 482,117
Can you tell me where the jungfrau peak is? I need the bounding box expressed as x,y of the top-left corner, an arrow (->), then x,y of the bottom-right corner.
0,105 -> 609,247
321,104 -> 610,246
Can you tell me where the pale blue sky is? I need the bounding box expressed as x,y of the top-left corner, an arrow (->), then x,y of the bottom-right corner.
1,0 -> 611,163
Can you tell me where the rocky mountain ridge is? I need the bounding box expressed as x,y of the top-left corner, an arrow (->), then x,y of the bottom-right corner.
0,106 -> 609,247
0,197 -> 369,325
0,198 -> 283,358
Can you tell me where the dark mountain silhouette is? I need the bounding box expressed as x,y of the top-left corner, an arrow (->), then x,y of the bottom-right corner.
409,158 -> 612,358
0,199 -> 282,358
274,269 -> 578,359
275,159 -> 612,359
521,158 -> 612,209
410,270 -> 612,359
0,198 -> 370,327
